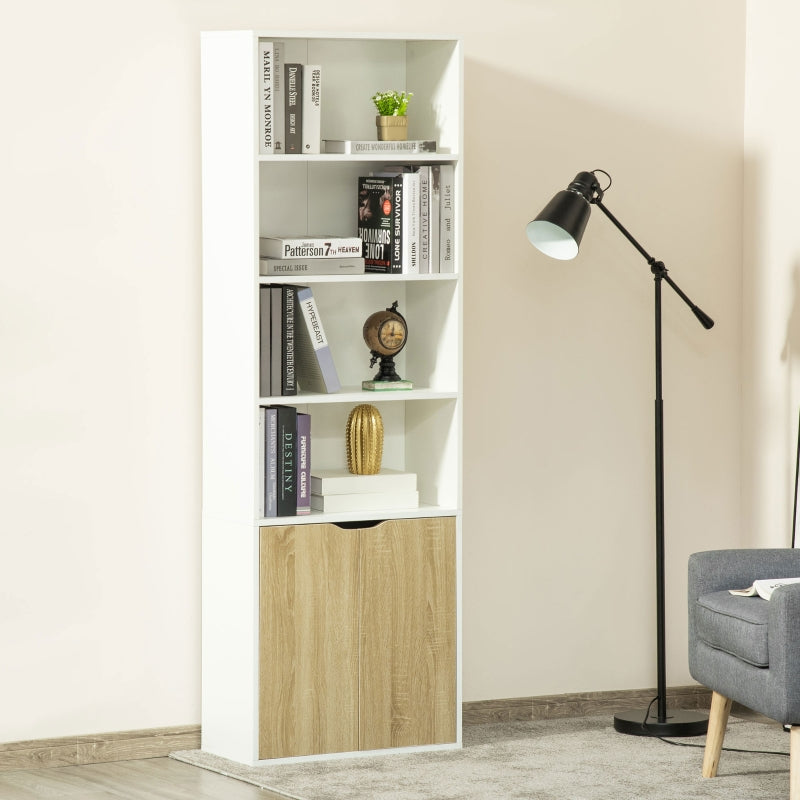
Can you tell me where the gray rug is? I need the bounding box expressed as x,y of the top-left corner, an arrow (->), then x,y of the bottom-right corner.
170,715 -> 791,799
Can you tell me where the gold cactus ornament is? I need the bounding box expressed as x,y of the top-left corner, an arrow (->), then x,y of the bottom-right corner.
346,404 -> 384,475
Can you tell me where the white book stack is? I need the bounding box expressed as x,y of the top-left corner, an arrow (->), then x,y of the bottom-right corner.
309,468 -> 418,512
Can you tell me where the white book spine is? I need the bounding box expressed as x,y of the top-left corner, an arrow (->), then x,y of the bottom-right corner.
417,166 -> 431,274
310,469 -> 417,495
294,286 -> 341,393
259,256 -> 365,276
310,490 -> 419,513
302,65 -> 321,155
259,236 -> 363,259
402,171 -> 420,274
439,164 -> 455,273
258,41 -> 275,155
429,165 -> 441,273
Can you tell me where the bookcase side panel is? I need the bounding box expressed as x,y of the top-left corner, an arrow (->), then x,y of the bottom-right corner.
202,31 -> 261,521
202,517 -> 260,763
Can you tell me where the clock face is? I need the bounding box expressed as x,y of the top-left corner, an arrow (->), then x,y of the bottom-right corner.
363,307 -> 408,357
378,318 -> 406,351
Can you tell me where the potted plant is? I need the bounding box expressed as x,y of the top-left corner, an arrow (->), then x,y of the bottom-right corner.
372,90 -> 413,141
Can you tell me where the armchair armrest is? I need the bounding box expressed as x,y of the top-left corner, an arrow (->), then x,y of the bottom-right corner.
688,548 -> 800,601
768,581 -> 800,693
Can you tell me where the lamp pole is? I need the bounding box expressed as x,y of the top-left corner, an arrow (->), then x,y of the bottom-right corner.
591,199 -> 711,736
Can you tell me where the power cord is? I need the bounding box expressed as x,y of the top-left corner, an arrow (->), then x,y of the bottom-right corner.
641,696 -> 790,757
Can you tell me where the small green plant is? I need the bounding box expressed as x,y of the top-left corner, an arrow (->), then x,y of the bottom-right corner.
371,90 -> 413,116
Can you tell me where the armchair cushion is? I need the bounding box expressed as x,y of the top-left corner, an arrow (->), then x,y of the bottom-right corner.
695,590 -> 769,667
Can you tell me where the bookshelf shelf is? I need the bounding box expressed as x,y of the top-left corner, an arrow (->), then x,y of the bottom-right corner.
201,29 -> 463,766
258,153 -> 460,163
259,388 -> 458,404
257,502 -> 458,527
258,272 -> 459,285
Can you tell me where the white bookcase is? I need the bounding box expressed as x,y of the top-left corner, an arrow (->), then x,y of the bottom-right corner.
200,30 -> 463,765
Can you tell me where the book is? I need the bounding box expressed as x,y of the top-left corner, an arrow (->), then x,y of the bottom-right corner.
264,407 -> 278,517
309,468 -> 417,496
302,65 -> 321,154
292,285 -> 340,393
390,173 -> 403,273
269,286 -> 283,397
401,170 -> 420,274
273,42 -> 285,153
310,489 -> 419,513
260,235 -> 363,259
259,285 -> 271,397
267,284 -> 297,396
429,164 -> 441,272
258,41 -> 277,155
729,577 -> 800,600
362,379 -> 413,391
376,168 -> 420,274
281,284 -> 296,396
284,63 -> 302,155
272,405 -> 297,516
417,165 -> 431,274
323,139 -> 437,155
439,164 -> 455,272
358,175 -> 395,272
259,256 -> 365,276
296,412 -> 311,515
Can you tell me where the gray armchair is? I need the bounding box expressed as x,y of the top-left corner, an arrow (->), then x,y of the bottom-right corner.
688,548 -> 800,797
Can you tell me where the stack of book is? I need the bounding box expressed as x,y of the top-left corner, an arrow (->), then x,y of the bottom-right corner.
357,164 -> 455,274
258,40 -> 322,155
309,468 -> 419,513
323,139 -> 437,155
259,234 -> 365,277
261,405 -> 311,517
259,275 -> 341,397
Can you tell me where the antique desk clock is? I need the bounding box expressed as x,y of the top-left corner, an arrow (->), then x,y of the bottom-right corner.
362,301 -> 413,391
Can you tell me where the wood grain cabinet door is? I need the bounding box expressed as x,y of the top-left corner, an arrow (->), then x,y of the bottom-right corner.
259,524 -> 360,759
358,517 -> 457,750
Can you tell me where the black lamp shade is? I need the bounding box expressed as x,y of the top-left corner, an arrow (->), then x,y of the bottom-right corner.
526,189 -> 592,260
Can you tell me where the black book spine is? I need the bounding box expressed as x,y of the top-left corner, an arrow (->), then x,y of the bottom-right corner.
285,63 -> 303,155
358,176 -> 393,273
282,284 -> 296,395
274,405 -> 297,516
390,175 -> 403,274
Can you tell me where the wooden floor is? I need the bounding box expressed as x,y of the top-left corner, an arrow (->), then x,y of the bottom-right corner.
0,756 -> 286,800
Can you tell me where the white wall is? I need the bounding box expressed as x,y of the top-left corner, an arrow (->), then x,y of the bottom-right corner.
0,0 -> 745,741
742,2 -> 800,549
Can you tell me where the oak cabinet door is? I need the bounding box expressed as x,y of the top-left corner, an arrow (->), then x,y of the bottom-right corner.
359,517 -> 457,750
259,524 -> 360,759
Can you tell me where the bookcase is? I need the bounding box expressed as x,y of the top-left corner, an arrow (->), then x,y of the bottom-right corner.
200,30 -> 463,765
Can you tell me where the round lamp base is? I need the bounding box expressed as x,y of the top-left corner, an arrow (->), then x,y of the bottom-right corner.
613,708 -> 709,737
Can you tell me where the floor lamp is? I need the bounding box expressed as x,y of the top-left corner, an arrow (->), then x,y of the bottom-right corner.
526,170 -> 713,737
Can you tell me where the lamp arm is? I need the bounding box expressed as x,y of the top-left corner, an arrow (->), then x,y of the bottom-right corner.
594,199 -> 714,330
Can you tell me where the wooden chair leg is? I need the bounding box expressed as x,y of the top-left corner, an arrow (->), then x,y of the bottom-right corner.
702,691 -> 732,778
790,726 -> 800,800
